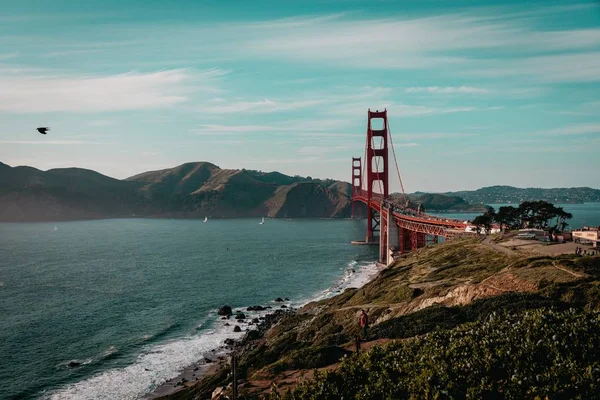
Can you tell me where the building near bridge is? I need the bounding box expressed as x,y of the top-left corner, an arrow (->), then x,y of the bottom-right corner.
572,227 -> 600,248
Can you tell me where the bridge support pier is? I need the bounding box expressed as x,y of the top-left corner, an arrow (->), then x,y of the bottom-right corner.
379,205 -> 399,265
366,206 -> 380,243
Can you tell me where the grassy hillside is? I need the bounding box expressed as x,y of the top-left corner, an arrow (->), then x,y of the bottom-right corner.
0,161 -> 353,221
0,164 -> 151,221
169,238 -> 600,399
402,192 -> 488,212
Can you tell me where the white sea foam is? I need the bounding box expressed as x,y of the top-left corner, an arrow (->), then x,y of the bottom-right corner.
299,260 -> 383,305
46,260 -> 381,400
45,323 -> 247,400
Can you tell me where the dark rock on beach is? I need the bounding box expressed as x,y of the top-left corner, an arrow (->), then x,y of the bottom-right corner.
235,312 -> 246,320
245,330 -> 262,341
233,325 -> 242,332
247,305 -> 266,311
218,305 -> 233,316
281,305 -> 288,308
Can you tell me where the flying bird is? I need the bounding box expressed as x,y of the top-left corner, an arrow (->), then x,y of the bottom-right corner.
37,127 -> 50,135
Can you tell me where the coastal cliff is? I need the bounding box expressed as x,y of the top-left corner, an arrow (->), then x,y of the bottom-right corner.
163,238 -> 600,399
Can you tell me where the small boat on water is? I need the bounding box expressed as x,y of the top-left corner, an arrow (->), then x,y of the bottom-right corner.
203,216 -> 208,223
53,226 -> 58,231
259,217 -> 265,225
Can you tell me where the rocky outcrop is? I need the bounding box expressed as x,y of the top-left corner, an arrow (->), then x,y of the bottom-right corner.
218,305 -> 232,316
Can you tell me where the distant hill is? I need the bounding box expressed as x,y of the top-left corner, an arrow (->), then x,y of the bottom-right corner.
0,161 -> 360,222
445,186 -> 600,205
390,192 -> 487,212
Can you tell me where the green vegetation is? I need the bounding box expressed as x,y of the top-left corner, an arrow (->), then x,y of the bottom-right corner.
446,185 -> 600,205
272,308 -> 600,399
163,241 -> 600,400
472,201 -> 573,232
402,192 -> 487,212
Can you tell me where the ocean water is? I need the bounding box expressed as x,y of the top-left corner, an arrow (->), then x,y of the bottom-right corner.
0,218 -> 378,400
429,202 -> 600,229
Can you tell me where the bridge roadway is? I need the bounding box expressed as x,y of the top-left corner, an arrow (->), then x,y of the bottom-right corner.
352,189 -> 467,237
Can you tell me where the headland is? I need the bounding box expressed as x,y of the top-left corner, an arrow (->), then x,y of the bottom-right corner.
157,236 -> 600,399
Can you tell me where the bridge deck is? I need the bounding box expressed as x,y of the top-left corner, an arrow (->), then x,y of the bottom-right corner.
352,191 -> 467,230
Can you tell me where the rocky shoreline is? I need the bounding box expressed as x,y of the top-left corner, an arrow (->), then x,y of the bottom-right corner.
146,302 -> 297,399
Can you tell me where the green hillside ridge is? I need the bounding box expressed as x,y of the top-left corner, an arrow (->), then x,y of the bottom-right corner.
404,192 -> 488,212
445,185 -> 600,204
0,161 -> 358,222
167,238 -> 600,400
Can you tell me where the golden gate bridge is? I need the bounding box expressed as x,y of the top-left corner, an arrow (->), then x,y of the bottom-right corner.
351,109 -> 473,265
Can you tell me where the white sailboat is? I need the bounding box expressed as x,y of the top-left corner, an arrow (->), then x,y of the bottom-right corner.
53,226 -> 58,231
259,217 -> 265,225
203,216 -> 208,223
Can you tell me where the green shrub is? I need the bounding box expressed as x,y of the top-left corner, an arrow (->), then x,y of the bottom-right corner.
271,308 -> 600,399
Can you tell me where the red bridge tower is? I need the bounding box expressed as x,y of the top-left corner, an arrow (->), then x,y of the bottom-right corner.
365,109 -> 389,242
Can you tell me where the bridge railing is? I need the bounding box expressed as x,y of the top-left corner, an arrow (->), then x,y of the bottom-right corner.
352,189 -> 467,227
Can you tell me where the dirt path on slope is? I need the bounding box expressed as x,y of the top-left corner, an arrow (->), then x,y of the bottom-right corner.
482,236 -> 515,255
552,261 -> 585,278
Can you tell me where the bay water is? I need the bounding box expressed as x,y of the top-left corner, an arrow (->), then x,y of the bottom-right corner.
0,218 -> 377,399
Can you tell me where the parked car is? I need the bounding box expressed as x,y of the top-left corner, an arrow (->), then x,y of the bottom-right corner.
516,233 -> 537,240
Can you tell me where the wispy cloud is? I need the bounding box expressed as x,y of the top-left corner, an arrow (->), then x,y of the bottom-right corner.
474,52 -> 600,83
397,133 -> 477,139
0,68 -> 225,113
297,145 -> 354,156
546,123 -> 600,136
0,140 -> 116,145
0,53 -> 18,60
87,120 -> 115,127
197,98 -> 325,114
325,102 -> 478,118
395,142 -> 420,147
406,86 -> 489,94
233,11 -> 600,75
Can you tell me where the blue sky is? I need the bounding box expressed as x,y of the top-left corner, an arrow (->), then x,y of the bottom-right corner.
0,0 -> 599,192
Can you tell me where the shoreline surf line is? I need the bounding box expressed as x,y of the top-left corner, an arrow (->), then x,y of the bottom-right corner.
43,260 -> 382,400
144,260 -> 385,399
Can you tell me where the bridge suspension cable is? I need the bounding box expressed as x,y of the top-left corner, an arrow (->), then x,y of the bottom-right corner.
387,119 -> 409,206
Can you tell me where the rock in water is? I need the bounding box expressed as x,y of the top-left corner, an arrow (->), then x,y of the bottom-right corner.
247,305 -> 266,311
233,325 -> 242,332
235,312 -> 246,320
275,297 -> 284,302
218,305 -> 233,316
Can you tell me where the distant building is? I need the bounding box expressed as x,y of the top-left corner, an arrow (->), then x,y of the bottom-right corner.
572,228 -> 600,247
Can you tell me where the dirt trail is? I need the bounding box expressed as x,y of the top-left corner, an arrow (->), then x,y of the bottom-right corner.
482,236 -> 515,254
552,261 -> 585,278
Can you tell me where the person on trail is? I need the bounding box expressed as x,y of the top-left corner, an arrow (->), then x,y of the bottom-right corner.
360,309 -> 369,340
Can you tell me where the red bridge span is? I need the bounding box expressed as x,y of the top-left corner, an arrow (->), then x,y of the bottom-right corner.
351,109 -> 473,265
